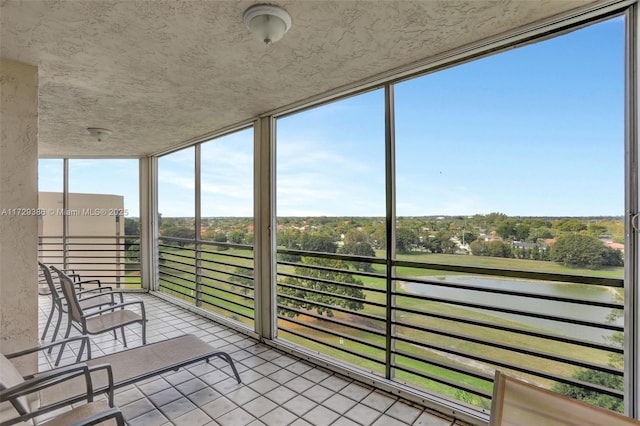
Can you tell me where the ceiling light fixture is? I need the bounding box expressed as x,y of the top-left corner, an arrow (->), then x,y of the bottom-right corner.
243,4 -> 291,45
87,128 -> 112,142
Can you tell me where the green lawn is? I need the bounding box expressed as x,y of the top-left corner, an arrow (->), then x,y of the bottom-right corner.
390,251 -> 624,279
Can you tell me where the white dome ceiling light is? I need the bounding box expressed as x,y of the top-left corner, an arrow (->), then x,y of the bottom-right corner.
243,4 -> 292,45
87,128 -> 112,142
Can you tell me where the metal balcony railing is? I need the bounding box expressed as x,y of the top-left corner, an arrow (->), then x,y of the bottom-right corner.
38,235 -> 141,288
275,249 -> 625,412
157,237 -> 255,329
154,237 -> 625,413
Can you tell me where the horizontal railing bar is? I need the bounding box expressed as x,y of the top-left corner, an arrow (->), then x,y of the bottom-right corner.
158,255 -> 195,268
278,248 -> 387,266
393,347 -> 493,383
158,263 -> 195,277
201,281 -> 254,296
277,305 -> 386,337
158,244 -> 195,252
395,336 -> 623,398
198,277 -> 255,300
198,248 -> 254,261
394,292 -> 622,331
158,255 -> 196,266
160,237 -> 254,252
158,272 -> 196,287
277,282 -> 384,312
393,259 -> 623,287
278,261 -> 387,281
199,275 -> 254,296
158,284 -> 196,301
277,280 -> 384,308
393,361 -> 493,400
159,237 -> 196,244
394,305 -> 623,354
198,264 -> 251,280
160,271 -> 196,291
277,270 -> 386,295
52,256 -> 132,260
199,257 -> 252,271
276,292 -> 386,322
196,239 -> 254,251
394,321 -> 621,375
40,235 -> 140,238
197,263 -> 247,277
158,247 -> 196,258
278,320 -> 385,366
214,268 -> 254,283
198,288 -> 254,311
276,248 -> 623,287
278,313 -> 385,351
200,270 -> 254,289
199,286 -> 255,305
198,297 -> 254,319
61,243 -> 138,247
397,276 -> 623,309
278,259 -> 387,282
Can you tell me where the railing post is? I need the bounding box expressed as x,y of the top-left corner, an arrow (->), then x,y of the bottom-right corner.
140,156 -> 158,291
255,116 -> 276,340
385,83 -> 397,380
63,158 -> 69,271
195,144 -> 202,307
625,3 -> 640,419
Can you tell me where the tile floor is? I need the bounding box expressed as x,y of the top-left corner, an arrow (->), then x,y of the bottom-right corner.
37,293 -> 466,426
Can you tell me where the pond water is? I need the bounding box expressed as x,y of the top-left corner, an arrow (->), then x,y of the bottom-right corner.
401,275 -> 623,343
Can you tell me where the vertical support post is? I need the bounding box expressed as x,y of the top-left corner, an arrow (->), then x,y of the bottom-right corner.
63,158 -> 69,271
385,83 -> 397,380
195,144 -> 203,307
139,156 -> 158,291
0,58 -> 39,367
254,117 -> 277,339
626,4 -> 640,419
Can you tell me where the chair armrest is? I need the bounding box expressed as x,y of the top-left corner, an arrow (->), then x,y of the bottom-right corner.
54,283 -> 85,291
76,290 -> 118,305
0,364 -> 114,426
0,363 -> 91,401
66,273 -> 81,283
76,287 -> 123,304
71,407 -> 125,426
77,286 -> 113,295
76,279 -> 102,287
5,336 -> 91,363
82,300 -> 146,319
87,363 -> 116,407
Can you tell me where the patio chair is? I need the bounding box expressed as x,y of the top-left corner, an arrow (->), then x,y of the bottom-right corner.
39,262 -> 118,347
52,267 -> 146,364
490,370 -> 640,425
38,264 -> 80,295
0,338 -> 123,426
3,335 -> 241,410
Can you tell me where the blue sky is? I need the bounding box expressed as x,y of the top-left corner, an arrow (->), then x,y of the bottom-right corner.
39,16 -> 625,218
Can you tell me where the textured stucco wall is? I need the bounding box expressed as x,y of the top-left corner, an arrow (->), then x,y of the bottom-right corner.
0,58 -> 38,370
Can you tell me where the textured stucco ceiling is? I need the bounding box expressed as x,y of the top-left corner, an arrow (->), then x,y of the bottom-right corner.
1,0 -> 596,157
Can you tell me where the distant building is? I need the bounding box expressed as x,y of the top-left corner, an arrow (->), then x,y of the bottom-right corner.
606,242 -> 625,254
513,241 -> 537,250
38,192 -> 125,286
